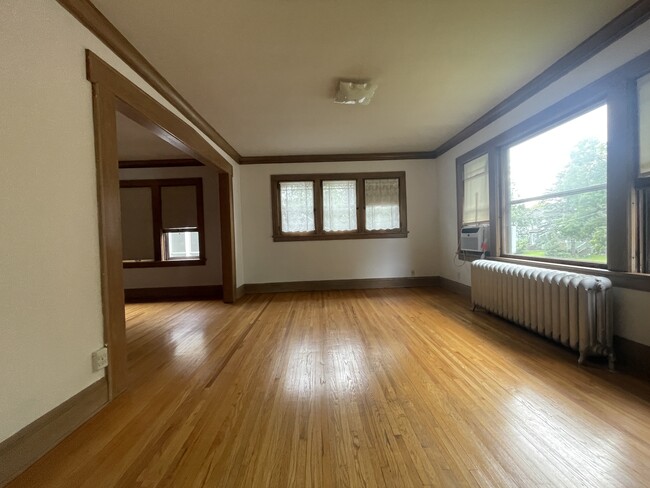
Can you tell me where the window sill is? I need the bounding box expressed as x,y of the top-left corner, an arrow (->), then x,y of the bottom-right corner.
273,231 -> 408,242
123,258 -> 206,269
488,256 -> 650,292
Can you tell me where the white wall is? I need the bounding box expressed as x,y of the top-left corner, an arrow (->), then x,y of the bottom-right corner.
119,166 -> 223,289
435,20 -> 650,346
240,160 -> 438,284
0,0 -> 240,443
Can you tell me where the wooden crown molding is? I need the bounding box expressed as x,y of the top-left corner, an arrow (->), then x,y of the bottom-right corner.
118,158 -> 203,169
57,0 -> 240,163
239,151 -> 436,165
433,0 -> 650,158
61,0 -> 650,165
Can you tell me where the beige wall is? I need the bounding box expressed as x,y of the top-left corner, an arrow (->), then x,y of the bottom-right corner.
435,20 -> 650,346
0,0 -> 240,443
119,166 -> 223,289
240,159 -> 438,284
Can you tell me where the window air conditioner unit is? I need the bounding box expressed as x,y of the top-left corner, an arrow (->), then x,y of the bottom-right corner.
460,224 -> 489,252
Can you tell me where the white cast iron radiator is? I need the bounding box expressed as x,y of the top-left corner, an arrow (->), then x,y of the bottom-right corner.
471,260 -> 615,369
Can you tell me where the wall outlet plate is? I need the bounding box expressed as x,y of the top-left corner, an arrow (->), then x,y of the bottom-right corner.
92,346 -> 109,371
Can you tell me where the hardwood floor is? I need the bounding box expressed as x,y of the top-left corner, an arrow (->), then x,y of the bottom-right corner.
8,288 -> 650,487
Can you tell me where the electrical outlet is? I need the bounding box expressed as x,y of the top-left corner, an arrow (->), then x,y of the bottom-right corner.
92,346 -> 109,371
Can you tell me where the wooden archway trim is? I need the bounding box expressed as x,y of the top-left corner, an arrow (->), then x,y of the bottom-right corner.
86,49 -> 237,399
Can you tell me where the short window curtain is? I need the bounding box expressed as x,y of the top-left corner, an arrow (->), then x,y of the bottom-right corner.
323,180 -> 357,232
462,154 -> 489,224
279,181 -> 315,233
365,178 -> 400,231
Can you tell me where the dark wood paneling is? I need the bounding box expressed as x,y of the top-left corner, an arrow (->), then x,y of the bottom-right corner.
434,0 -> 650,157
124,285 -> 223,302
245,276 -> 439,294
614,335 -> 650,379
86,51 -> 232,175
0,378 -> 108,487
57,0 -> 240,162
118,158 -> 203,169
239,151 -> 435,165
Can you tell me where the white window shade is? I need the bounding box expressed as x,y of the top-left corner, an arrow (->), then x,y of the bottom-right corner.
323,180 -> 357,232
365,178 -> 400,230
161,185 -> 198,229
463,154 -> 489,224
280,181 -> 315,233
120,187 -> 154,260
639,73 -> 650,175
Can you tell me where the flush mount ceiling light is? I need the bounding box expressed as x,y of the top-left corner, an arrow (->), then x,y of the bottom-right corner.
334,80 -> 377,105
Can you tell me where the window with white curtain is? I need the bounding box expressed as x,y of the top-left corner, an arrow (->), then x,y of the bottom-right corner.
271,172 -> 407,241
323,180 -> 357,232
365,178 -> 400,230
462,154 -> 489,225
279,181 -> 315,233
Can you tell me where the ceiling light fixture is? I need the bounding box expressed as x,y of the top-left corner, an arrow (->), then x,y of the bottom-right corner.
334,80 -> 377,105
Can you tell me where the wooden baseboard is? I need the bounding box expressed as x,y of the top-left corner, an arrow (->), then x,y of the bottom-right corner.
438,277 -> 471,298
124,285 -> 223,302
235,285 -> 246,301
614,336 -> 650,380
245,276 -> 439,294
0,378 -> 108,487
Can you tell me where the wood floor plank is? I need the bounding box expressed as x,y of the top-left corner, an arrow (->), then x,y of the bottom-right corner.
7,288 -> 650,487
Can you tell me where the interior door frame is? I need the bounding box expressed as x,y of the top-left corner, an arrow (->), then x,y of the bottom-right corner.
86,49 -> 237,399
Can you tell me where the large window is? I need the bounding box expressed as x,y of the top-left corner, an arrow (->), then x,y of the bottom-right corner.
505,105 -> 608,265
455,48 -> 650,280
271,172 -> 407,241
120,178 -> 205,267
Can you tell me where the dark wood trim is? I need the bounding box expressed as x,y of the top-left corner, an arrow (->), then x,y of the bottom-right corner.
438,277 -> 472,299
219,173 -> 237,303
245,276 -> 439,294
434,0 -> 650,157
0,378 -> 108,487
118,158 -> 203,169
87,50 -> 237,400
239,151 -> 434,165
57,0 -> 240,162
86,50 -> 232,175
123,258 -> 206,269
614,335 -> 650,380
124,285 -> 223,302
270,171 -> 408,242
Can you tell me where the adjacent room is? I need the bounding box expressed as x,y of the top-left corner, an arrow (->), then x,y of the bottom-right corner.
2,0 -> 650,486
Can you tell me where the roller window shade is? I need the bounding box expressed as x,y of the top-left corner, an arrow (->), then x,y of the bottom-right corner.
161,185 -> 198,229
120,187 -> 154,260
463,154 -> 489,224
639,73 -> 650,176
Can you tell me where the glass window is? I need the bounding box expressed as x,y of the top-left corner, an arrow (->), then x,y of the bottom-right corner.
164,230 -> 200,259
462,154 -> 489,225
279,181 -> 315,233
322,180 -> 357,232
505,104 -> 608,264
365,178 -> 400,231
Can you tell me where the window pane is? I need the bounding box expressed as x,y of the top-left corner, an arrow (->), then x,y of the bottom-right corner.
639,73 -> 650,175
365,178 -> 400,231
462,154 -> 489,224
120,187 -> 154,261
165,231 -> 200,259
280,181 -> 315,233
505,105 -> 608,264
323,180 -> 357,232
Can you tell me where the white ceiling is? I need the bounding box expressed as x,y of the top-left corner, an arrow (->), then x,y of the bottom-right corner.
116,112 -> 189,161
94,0 -> 636,157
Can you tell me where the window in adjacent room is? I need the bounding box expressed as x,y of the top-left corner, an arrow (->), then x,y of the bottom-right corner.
271,172 -> 407,241
120,178 -> 205,267
504,104 -> 608,265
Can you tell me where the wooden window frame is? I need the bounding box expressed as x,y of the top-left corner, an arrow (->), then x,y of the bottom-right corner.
120,178 -> 206,268
271,172 -> 407,242
454,48 -> 650,290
